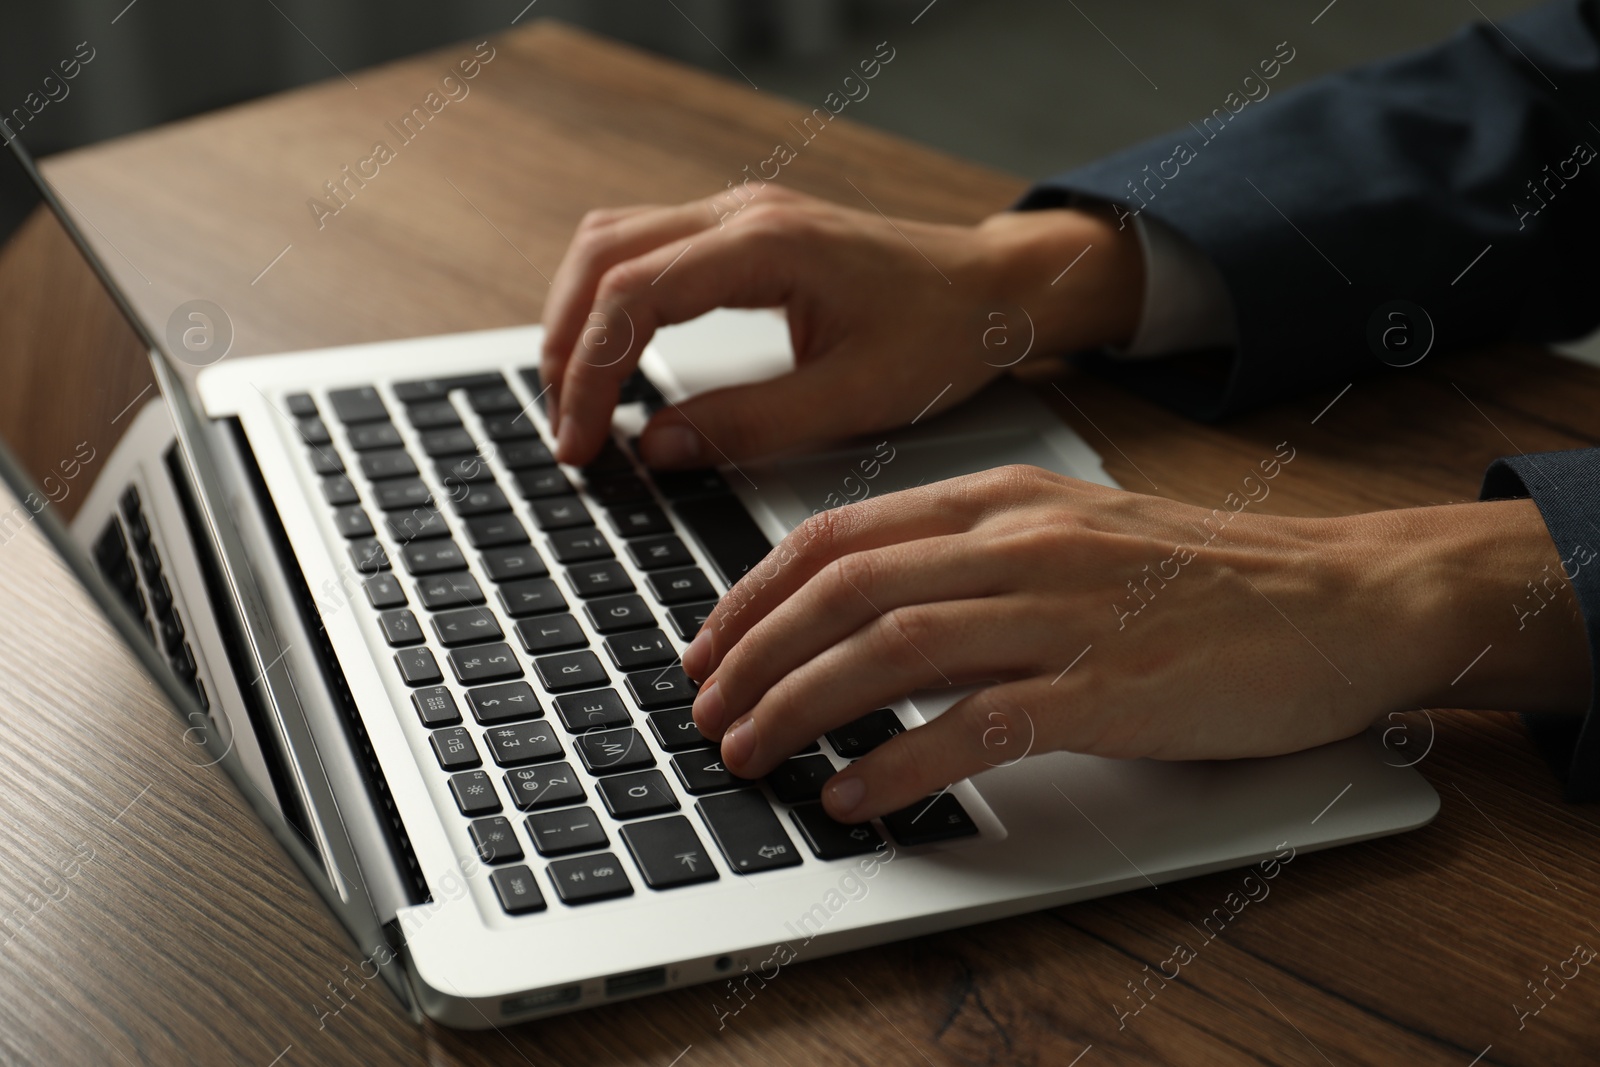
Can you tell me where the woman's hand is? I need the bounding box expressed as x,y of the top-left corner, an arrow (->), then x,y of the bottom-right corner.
540,187 -> 1142,467
680,465 -> 1590,824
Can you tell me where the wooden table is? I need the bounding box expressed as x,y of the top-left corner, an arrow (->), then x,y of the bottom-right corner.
0,20 -> 1597,1067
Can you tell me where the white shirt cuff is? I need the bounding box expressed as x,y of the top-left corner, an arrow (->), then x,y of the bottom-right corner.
1122,213 -> 1238,358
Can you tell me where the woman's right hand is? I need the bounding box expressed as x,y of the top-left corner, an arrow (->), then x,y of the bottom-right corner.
539,186 -> 1145,468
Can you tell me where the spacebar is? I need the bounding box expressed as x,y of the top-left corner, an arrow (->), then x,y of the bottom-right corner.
669,494 -> 772,588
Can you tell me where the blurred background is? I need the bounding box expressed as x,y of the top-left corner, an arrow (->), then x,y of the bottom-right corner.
1,0 -> 1542,238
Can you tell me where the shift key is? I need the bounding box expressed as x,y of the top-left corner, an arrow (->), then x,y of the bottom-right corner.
696,790 -> 802,874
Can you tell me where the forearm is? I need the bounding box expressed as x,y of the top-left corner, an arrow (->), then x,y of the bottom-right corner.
1355,497 -> 1590,716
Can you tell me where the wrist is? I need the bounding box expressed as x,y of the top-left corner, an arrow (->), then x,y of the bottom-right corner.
971,206 -> 1144,353
1349,499 -> 1591,715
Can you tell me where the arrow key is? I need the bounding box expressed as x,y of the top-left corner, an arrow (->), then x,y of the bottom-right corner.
620,815 -> 720,889
789,802 -> 884,859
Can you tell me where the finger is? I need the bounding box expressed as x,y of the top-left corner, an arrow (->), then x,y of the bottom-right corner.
716,597 -> 1041,780
820,677 -> 1059,822
688,477 -> 1004,681
554,207 -> 815,464
694,532 -> 1016,737
541,201 -> 718,429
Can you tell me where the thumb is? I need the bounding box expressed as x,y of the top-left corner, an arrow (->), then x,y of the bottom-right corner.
636,356 -> 872,468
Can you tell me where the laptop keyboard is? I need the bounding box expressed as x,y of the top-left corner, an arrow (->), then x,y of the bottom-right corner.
173,367 -> 979,918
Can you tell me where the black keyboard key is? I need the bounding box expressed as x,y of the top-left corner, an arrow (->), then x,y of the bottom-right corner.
349,538 -> 390,574
497,439 -> 556,469
826,708 -> 906,760
436,455 -> 494,485
531,496 -> 592,531
433,607 -> 503,647
667,601 -> 715,642
696,790 -> 802,874
296,415 -> 331,445
647,708 -> 715,752
416,571 -> 485,610
333,505 -> 374,539
585,474 -> 651,507
553,688 -> 631,732
512,467 -> 573,499
524,806 -> 608,857
482,414 -> 540,442
575,728 -> 655,775
584,439 -> 633,473
452,483 -> 511,517
652,468 -> 729,500
284,392 -> 317,418
419,427 -> 477,457
882,792 -> 979,846
605,629 -> 676,671
627,535 -> 692,571
412,686 -> 461,726
606,504 -> 672,539
364,573 -> 407,609
626,666 -> 697,710
158,610 -> 185,657
358,449 -> 418,481
789,803 -> 885,859
515,614 -> 587,655
547,526 -> 613,562
672,752 -> 749,795
449,770 -> 502,815
496,577 -> 566,618
468,681 -> 543,725
548,852 -> 633,905
469,816 -> 524,864
597,770 -> 680,819
320,475 -> 360,506
646,567 -> 715,605
465,513 -> 529,548
347,421 -> 404,451
378,609 -> 424,647
585,595 -> 655,634
490,865 -> 547,914
405,400 -> 461,429
429,726 -> 480,769
672,494 -> 772,587
767,754 -> 837,805
486,721 -> 564,767
395,647 -> 443,686
566,560 -> 633,599
386,507 -> 449,543
468,384 -> 523,414
373,478 -> 433,511
309,448 -> 345,475
328,386 -> 389,424
504,762 -> 585,811
534,650 -> 608,692
621,816 -> 719,889
392,373 -> 505,404
481,544 -> 548,582
401,540 -> 467,576
447,642 -> 523,684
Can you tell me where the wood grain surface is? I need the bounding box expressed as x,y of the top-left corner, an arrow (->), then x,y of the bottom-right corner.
0,20 -> 1596,1067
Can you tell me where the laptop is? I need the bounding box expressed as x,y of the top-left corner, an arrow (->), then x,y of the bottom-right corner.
1,127 -> 1438,1028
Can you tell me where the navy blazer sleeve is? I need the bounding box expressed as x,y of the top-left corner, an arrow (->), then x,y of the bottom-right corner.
1018,0 -> 1600,797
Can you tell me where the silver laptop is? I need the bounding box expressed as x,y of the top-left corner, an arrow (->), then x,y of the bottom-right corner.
2,131 -> 1437,1028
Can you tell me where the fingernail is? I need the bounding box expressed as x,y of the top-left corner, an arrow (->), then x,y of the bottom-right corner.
683,629 -> 712,678
641,424 -> 700,468
692,679 -> 725,735
721,716 -> 755,768
824,775 -> 866,819
556,418 -> 579,464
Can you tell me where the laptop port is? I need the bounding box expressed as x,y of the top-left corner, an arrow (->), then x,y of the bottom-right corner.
605,967 -> 666,997
501,985 -> 582,1016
